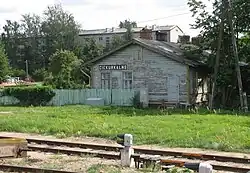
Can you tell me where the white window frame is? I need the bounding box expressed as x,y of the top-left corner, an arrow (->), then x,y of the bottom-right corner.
101,72 -> 111,89
123,71 -> 133,89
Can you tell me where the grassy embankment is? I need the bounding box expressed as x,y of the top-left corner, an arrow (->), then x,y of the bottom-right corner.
0,105 -> 249,152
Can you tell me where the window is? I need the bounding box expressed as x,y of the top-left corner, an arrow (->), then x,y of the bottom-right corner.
134,48 -> 143,60
137,48 -> 143,60
112,77 -> 118,89
105,37 -> 110,47
123,72 -> 133,89
99,37 -> 103,41
101,73 -> 110,89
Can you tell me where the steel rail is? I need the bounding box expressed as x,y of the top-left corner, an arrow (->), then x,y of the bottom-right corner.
19,137 -> 122,151
28,144 -> 120,160
8,136 -> 249,164
1,135 -> 250,172
3,142 -> 249,173
133,147 -> 250,164
28,144 -> 250,173
160,159 -> 250,173
0,164 -> 78,173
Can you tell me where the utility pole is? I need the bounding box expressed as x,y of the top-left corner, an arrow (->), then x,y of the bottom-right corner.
209,12 -> 224,109
225,0 -> 246,111
25,60 -> 29,79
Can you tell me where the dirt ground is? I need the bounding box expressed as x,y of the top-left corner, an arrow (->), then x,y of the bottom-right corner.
0,132 -> 249,173
0,151 -> 140,173
0,152 -> 234,173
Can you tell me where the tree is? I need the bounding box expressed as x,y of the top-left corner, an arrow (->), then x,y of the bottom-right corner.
41,4 -> 81,59
45,49 -> 81,89
119,20 -> 137,28
0,42 -> 9,82
187,0 -> 250,108
21,14 -> 44,71
1,3 -> 83,80
1,20 -> 24,69
111,35 -> 125,48
81,38 -> 103,62
119,19 -> 137,42
103,35 -> 125,52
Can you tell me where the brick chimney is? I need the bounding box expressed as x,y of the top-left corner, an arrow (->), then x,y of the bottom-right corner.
140,28 -> 153,40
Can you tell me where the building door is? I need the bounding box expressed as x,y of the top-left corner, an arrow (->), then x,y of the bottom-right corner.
167,74 -> 180,102
111,71 -> 122,89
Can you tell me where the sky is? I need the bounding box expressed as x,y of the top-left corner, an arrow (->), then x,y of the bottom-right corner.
0,0 -> 213,37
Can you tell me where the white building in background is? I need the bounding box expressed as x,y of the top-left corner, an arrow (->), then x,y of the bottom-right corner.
79,25 -> 184,47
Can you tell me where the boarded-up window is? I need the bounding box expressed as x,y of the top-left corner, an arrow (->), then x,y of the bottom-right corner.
123,72 -> 133,89
112,77 -> 118,89
134,48 -> 143,60
101,73 -> 110,89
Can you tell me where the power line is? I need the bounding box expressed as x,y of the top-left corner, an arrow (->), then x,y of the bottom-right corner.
137,12 -> 191,24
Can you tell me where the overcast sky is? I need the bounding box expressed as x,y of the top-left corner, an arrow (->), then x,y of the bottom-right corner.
0,0 -> 213,36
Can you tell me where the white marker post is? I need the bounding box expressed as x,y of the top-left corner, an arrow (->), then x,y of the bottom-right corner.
199,162 -> 213,173
120,134 -> 134,167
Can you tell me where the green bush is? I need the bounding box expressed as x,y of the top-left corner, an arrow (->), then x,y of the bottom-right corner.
2,86 -> 55,106
32,68 -> 48,82
9,68 -> 26,79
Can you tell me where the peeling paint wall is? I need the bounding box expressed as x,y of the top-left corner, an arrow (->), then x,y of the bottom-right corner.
91,44 -> 189,102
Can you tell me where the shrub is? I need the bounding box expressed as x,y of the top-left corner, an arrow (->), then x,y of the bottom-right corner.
131,91 -> 143,108
2,86 -> 55,106
32,68 -> 48,81
9,68 -> 26,79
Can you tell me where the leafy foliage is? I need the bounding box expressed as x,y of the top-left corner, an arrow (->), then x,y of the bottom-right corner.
0,3 -> 105,87
0,42 -> 9,82
32,68 -> 47,82
166,167 -> 194,173
187,0 -> 250,108
41,4 -> 81,58
81,38 -> 103,62
119,20 -> 137,41
119,19 -> 137,28
104,35 -> 126,52
2,86 -> 55,106
9,68 -> 26,79
44,49 -> 83,89
0,3 -> 86,82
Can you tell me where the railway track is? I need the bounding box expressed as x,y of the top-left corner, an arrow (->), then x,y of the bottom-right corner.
10,136 -> 250,164
0,164 -> 78,173
0,136 -> 250,172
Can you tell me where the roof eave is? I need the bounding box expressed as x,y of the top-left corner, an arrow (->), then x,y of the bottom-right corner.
170,25 -> 184,34
133,39 -> 198,67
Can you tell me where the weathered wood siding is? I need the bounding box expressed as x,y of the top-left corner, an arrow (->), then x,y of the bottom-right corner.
91,44 -> 189,102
